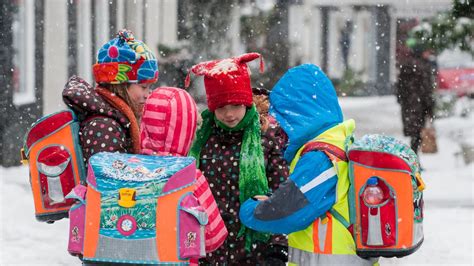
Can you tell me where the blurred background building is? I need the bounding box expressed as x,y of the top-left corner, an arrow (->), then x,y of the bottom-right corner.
288,0 -> 452,95
0,0 -> 460,166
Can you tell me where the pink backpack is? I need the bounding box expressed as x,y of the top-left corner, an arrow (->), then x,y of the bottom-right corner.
66,152 -> 225,263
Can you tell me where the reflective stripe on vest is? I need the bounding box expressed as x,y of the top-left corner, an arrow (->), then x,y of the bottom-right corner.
314,213 -> 332,253
288,247 -> 376,266
288,119 -> 356,257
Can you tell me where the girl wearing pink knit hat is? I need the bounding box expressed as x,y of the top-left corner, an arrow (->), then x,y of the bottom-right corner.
140,87 -> 228,257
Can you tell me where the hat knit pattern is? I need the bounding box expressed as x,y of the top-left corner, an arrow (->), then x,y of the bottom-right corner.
93,29 -> 158,84
140,87 -> 198,156
187,53 -> 263,112
189,105 -> 271,252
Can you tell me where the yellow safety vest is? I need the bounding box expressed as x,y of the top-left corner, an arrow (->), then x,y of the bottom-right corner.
287,119 -> 375,265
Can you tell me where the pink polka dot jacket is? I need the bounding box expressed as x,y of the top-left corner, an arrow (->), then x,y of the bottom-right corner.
62,76 -> 139,166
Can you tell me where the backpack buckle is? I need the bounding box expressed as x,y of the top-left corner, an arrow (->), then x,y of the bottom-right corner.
118,188 -> 137,208
20,148 -> 28,165
415,173 -> 425,191
320,213 -> 329,224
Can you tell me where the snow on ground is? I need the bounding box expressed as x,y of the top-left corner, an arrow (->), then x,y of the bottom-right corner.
1,95 -> 473,265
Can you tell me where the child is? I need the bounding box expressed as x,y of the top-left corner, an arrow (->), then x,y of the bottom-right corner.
239,64 -> 376,265
63,29 -> 158,164
186,53 -> 289,265
140,87 -> 228,253
62,29 -> 157,266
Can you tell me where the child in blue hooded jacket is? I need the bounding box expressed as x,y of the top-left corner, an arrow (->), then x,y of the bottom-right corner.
240,64 -> 376,265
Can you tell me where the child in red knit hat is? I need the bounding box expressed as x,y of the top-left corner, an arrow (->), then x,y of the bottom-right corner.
186,53 -> 289,265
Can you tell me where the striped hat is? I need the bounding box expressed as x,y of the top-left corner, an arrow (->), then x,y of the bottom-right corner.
140,87 -> 198,156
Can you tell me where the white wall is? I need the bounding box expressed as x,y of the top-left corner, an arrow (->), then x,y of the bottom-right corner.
77,0 -> 92,84
308,0 -> 451,6
12,0 -> 36,106
289,4 -> 376,80
229,5 -> 242,55
116,0 -> 125,31
43,0 -> 68,114
95,0 -> 110,53
159,0 -> 178,46
125,0 -> 143,39
145,0 -> 161,57
41,0 -> 179,114
288,5 -> 303,66
289,4 -> 324,66
389,10 -> 397,83
350,10 -> 372,82
308,6 -> 323,67
289,1 -> 451,82
327,8 -> 353,79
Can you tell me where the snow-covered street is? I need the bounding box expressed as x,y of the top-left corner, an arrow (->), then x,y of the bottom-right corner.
1,96 -> 473,265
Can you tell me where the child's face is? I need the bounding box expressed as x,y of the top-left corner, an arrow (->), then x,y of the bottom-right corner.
214,104 -> 246,128
127,83 -> 151,110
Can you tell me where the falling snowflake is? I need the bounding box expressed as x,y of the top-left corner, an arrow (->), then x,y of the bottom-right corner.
208,59 -> 239,76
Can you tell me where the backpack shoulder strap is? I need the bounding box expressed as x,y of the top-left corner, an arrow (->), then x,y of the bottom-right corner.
329,208 -> 350,228
301,141 -> 348,162
301,141 -> 352,229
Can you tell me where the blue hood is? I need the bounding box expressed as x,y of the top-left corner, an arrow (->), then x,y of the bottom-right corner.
269,64 -> 343,161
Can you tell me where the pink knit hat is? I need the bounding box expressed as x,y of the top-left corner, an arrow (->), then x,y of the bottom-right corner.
140,87 -> 198,156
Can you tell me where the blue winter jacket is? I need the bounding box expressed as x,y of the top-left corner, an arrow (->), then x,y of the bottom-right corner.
239,64 -> 344,234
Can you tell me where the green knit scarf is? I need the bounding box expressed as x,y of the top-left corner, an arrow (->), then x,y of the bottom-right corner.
189,105 -> 270,252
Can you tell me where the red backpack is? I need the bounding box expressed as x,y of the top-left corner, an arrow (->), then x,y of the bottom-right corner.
21,109 -> 86,222
302,134 -> 425,258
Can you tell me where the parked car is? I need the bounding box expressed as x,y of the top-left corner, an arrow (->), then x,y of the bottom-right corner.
437,49 -> 474,97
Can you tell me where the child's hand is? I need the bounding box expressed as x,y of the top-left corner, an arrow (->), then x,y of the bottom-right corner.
252,195 -> 269,201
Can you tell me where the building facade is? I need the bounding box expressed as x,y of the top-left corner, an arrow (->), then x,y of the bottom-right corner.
0,0 -> 453,166
0,0 -> 178,166
287,0 -> 451,94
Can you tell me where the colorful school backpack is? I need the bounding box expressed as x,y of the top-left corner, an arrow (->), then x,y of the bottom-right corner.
21,109 -> 86,222
67,152 -> 208,264
306,134 -> 425,258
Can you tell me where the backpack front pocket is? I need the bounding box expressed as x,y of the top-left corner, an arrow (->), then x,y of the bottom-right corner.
65,185 -> 87,256
359,177 -> 397,247
37,146 -> 76,208
178,193 -> 208,259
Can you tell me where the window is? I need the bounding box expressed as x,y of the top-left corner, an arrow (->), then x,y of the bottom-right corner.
12,0 -> 36,106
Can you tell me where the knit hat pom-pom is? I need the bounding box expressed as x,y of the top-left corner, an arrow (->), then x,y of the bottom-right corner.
117,29 -> 135,42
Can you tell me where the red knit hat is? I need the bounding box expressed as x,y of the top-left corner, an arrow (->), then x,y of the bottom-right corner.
185,53 -> 264,112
